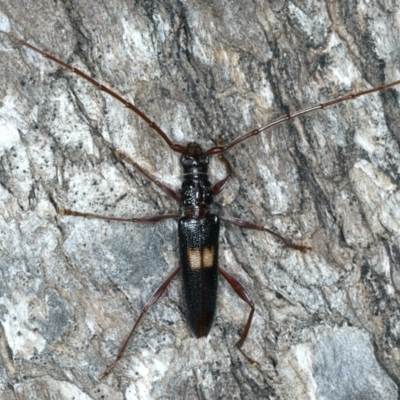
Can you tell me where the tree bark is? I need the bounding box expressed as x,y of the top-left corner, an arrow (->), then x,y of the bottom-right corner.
0,1 -> 400,399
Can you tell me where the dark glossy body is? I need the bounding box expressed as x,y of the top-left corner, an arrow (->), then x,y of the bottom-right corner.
179,215 -> 219,337
178,143 -> 220,337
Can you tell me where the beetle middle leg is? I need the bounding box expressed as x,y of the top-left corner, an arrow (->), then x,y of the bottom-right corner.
59,209 -> 180,223
221,216 -> 311,253
213,141 -> 310,253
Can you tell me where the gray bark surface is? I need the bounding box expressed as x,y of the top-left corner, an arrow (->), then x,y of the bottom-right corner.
0,1 -> 400,399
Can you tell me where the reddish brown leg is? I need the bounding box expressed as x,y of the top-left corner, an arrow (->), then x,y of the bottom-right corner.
219,267 -> 259,366
60,207 -> 179,379
212,136 -> 233,195
212,152 -> 233,195
59,208 -> 179,223
221,216 -> 311,253
115,150 -> 181,202
101,266 -> 181,379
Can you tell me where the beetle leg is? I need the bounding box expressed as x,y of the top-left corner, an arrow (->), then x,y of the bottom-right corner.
101,266 -> 181,380
219,267 -> 259,366
221,216 -> 311,253
115,149 -> 181,202
212,135 -> 234,195
59,208 -> 179,223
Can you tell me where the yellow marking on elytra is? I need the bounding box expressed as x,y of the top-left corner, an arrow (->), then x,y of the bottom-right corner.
188,248 -> 201,269
187,246 -> 215,269
203,246 -> 215,268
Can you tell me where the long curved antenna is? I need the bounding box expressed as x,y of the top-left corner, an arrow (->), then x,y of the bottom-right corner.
204,79 -> 400,156
3,30 -> 399,158
0,30 -> 186,155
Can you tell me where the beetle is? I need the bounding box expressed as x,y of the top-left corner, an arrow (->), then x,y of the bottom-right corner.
1,29 -> 399,378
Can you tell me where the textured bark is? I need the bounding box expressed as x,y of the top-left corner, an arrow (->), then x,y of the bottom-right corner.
0,1 -> 400,399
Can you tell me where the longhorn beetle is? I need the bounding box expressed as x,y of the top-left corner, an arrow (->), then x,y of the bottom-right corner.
1,30 -> 400,378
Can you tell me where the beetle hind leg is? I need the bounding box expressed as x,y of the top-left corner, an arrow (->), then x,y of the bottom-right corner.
101,266 -> 180,380
219,267 -> 260,366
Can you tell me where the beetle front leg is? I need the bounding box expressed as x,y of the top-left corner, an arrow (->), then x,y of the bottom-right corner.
115,149 -> 181,202
212,135 -> 234,195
